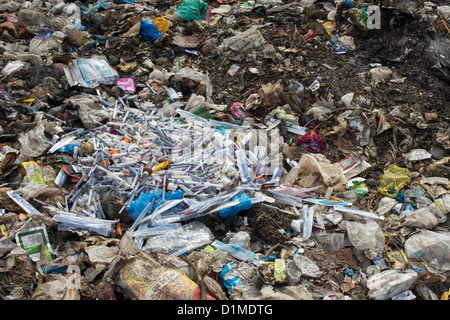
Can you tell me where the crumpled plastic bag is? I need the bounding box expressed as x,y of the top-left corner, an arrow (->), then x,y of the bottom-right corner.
128,189 -> 183,221
339,219 -> 385,251
220,261 -> 262,299
367,269 -> 418,300
377,165 -> 411,198
402,203 -> 446,229
404,230 -> 450,272
174,0 -> 209,21
84,245 -> 119,265
69,94 -> 110,129
292,255 -> 323,278
139,20 -> 162,42
305,104 -> 334,121
32,272 -> 80,300
221,26 -> 266,52
376,197 -> 398,216
174,67 -> 213,102
260,284 -> 314,300
283,153 -> 346,188
141,221 -> 215,256
18,122 -> 50,159
218,193 -> 252,219
0,238 -> 29,273
259,80 -> 283,109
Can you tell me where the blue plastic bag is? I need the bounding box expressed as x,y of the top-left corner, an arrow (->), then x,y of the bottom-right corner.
340,0 -> 354,11
82,1 -> 110,15
57,144 -> 81,155
218,193 -> 252,219
128,189 -> 183,221
219,262 -> 244,292
139,20 -> 163,42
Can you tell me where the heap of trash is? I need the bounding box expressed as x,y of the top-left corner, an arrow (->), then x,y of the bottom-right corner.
0,0 -> 449,301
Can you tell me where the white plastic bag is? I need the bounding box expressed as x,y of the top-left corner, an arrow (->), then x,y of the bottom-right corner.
18,122 -> 50,158
142,221 -> 214,256
367,269 -> 418,300
404,230 -> 450,272
293,254 -> 323,278
402,203 -> 445,229
221,26 -> 265,52
339,219 -> 385,251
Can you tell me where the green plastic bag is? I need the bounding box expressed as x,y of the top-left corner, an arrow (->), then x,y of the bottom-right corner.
378,165 -> 411,198
174,0 -> 209,21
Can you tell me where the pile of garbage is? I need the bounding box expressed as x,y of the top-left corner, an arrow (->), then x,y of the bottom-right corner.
0,0 -> 449,301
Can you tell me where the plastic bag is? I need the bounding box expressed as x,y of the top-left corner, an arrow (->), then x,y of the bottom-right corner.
29,29 -> 58,56
404,230 -> 450,272
219,262 -> 261,299
292,254 -> 323,278
285,260 -> 302,285
174,67 -> 213,101
376,197 -> 398,216
221,26 -> 266,52
404,148 -> 433,162
141,221 -> 214,256
184,93 -> 206,113
139,20 -> 162,42
152,17 -> 170,33
226,231 -> 251,250
128,189 -> 184,221
220,261 -> 244,292
174,0 -> 209,21
69,94 -> 110,129
283,153 -> 346,187
367,269 -> 418,300
84,245 -> 119,265
32,274 -> 74,300
260,284 -> 314,300
377,165 -> 411,198
18,123 -> 50,159
338,219 -> 385,251
402,205 -> 443,230
218,192 -> 252,218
